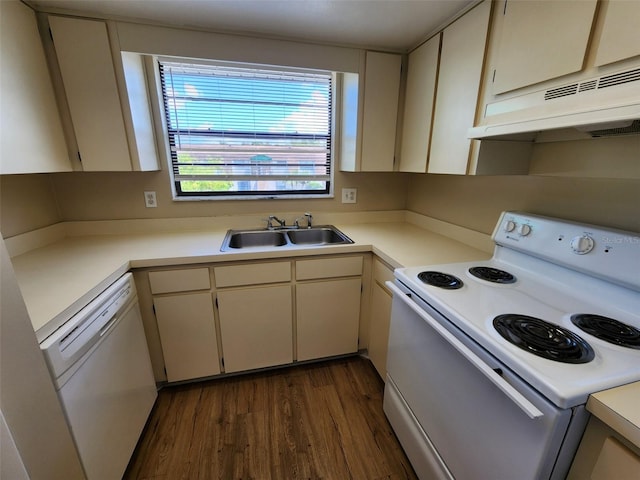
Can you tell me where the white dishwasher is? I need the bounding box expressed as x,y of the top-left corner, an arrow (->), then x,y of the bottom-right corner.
40,273 -> 157,480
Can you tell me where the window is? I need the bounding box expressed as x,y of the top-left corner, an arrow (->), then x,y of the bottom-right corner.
159,60 -> 333,199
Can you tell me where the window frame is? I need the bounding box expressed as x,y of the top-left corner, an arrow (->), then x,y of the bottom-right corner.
154,57 -> 337,201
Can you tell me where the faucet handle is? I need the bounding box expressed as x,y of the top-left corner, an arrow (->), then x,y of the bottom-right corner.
267,215 -> 285,229
304,212 -> 313,228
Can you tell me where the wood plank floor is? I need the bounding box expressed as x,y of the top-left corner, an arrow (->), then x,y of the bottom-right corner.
124,356 -> 417,480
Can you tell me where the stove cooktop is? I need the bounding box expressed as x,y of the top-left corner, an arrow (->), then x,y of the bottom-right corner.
396,256 -> 640,408
396,212 -> 640,408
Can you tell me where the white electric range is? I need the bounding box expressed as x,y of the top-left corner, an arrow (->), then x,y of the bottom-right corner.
384,211 -> 640,480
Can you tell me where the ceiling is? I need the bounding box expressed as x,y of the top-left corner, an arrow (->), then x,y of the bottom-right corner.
30,0 -> 475,52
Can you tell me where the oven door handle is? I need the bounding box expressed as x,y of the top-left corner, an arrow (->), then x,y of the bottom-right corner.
387,282 -> 544,420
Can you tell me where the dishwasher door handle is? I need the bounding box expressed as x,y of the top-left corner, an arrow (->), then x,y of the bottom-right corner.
387,282 -> 544,420
99,312 -> 119,337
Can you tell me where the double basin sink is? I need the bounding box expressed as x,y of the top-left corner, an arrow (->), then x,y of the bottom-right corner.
221,225 -> 354,251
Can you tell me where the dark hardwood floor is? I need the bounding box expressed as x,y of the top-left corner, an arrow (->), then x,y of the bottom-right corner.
124,356 -> 417,480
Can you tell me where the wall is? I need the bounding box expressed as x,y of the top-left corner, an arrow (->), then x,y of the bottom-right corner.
48,168 -> 409,223
407,135 -> 640,234
0,169 -> 408,236
407,175 -> 640,235
0,175 -> 61,237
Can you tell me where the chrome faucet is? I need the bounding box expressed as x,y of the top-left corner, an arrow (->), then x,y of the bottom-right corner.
295,212 -> 313,229
267,215 -> 286,229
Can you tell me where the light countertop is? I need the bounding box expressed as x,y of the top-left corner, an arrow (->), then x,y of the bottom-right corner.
587,382 -> 640,449
9,218 -> 491,342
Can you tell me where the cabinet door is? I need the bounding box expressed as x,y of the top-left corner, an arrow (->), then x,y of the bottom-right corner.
49,16 -> 132,171
296,278 -> 361,361
594,0 -> 640,67
360,52 -> 402,172
0,1 -> 71,174
398,34 -> 440,173
428,0 -> 491,175
217,285 -> 293,373
368,260 -> 394,379
492,0 -> 597,94
154,292 -> 220,382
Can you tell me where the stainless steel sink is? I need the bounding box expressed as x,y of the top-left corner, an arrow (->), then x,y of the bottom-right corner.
286,227 -> 352,245
226,230 -> 288,249
221,225 -> 353,251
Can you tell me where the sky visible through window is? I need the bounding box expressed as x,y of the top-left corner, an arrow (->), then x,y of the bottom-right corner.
160,62 -> 332,198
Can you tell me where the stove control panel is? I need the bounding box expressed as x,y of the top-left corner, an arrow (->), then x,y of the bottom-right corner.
493,211 -> 640,291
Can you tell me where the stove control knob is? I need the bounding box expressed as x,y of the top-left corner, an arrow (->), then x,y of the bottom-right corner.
571,235 -> 594,255
504,220 -> 516,232
517,224 -> 532,236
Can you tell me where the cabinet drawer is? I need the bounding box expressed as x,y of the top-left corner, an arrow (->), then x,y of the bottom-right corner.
373,257 -> 395,285
148,268 -> 210,294
296,256 -> 363,280
214,262 -> 291,288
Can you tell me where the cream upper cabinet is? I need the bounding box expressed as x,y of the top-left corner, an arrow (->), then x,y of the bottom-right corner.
492,0 -> 598,94
47,15 -> 159,172
359,51 -> 402,171
428,0 -> 492,175
398,34 -> 440,173
0,1 -> 71,174
341,51 -> 401,172
594,0 -> 640,67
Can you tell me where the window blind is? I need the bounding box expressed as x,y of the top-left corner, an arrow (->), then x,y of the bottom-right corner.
159,61 -> 332,197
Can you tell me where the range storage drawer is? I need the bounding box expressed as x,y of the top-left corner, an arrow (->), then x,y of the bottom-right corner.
148,268 -> 210,294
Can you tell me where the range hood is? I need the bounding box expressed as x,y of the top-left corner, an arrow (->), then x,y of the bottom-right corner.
469,67 -> 640,141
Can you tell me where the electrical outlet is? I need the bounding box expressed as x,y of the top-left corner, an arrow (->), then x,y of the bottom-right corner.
144,191 -> 157,208
341,188 -> 357,204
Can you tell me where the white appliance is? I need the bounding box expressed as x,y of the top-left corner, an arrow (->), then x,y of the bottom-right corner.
40,273 -> 157,480
385,212 -> 640,480
468,66 -> 640,140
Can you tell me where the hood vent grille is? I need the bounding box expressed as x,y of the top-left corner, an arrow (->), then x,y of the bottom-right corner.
586,119 -> 640,138
545,84 -> 578,100
599,68 -> 640,89
544,68 -> 640,102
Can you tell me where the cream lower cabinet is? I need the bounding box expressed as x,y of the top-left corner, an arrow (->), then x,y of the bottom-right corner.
153,292 -> 220,382
295,256 -> 363,361
146,255 -> 363,382
568,416 -> 640,480
150,267 -> 220,382
214,261 -> 293,373
217,285 -> 293,373
367,258 -> 395,379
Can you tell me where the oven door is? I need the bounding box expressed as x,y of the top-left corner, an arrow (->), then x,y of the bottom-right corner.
384,281 -> 575,480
